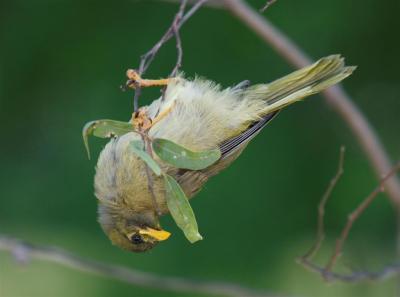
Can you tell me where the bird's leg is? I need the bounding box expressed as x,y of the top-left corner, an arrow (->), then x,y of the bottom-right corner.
149,102 -> 175,128
131,103 -> 175,132
127,69 -> 176,130
126,69 -> 172,89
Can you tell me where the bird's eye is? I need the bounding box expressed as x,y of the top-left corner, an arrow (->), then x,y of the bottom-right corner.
130,234 -> 144,244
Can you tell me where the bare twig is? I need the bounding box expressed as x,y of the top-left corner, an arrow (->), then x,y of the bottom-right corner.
170,0 -> 186,77
221,0 -> 400,208
137,0 -> 189,75
0,235 -> 281,297
326,161 -> 400,272
259,0 -> 277,13
157,0 -> 186,114
157,0 -> 223,8
298,161 -> 400,282
302,146 -> 346,260
131,0 -> 207,112
299,259 -> 400,283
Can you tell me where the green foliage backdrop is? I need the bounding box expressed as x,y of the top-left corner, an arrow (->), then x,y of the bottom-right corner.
1,0 -> 400,296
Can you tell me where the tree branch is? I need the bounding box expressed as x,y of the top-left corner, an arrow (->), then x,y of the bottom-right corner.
299,260 -> 400,283
325,161 -> 400,272
157,0 -> 223,8
130,0 -> 208,112
221,0 -> 400,207
298,154 -> 400,282
302,146 -> 346,260
0,235 -> 281,297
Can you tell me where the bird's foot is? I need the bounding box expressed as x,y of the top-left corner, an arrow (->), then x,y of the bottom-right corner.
126,70 -> 172,89
132,108 -> 152,131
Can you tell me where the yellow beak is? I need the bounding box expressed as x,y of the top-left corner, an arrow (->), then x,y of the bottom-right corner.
139,227 -> 171,241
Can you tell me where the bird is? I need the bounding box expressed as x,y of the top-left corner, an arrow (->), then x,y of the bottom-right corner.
94,55 -> 355,252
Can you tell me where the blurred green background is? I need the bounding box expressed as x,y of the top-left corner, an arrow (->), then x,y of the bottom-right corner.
1,0 -> 400,296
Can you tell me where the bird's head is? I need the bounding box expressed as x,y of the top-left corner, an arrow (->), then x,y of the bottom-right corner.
97,204 -> 171,252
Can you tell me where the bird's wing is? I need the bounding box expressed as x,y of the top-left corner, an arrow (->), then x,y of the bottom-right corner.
175,111 -> 278,198
202,111 -> 278,178
219,111 -> 278,158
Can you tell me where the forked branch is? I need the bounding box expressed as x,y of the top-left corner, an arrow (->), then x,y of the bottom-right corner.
298,149 -> 400,282
302,146 -> 346,260
130,0 -> 208,111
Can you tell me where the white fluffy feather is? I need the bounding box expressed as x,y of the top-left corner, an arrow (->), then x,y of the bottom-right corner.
147,76 -> 265,151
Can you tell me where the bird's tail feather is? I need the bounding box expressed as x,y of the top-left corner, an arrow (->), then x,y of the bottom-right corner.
244,55 -> 356,115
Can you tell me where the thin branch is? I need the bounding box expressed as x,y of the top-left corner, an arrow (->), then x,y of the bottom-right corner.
180,0 -> 209,21
326,161 -> 400,272
302,146 -> 346,260
299,259 -> 400,283
131,0 -> 208,112
298,161 -> 400,282
137,0 -> 207,75
0,235 -> 281,297
132,81 -> 142,112
157,0 -> 223,8
137,0 -> 188,75
259,0 -> 277,13
221,0 -> 400,208
170,4 -> 185,77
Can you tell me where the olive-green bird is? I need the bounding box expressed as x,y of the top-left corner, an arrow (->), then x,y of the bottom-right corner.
94,55 -> 355,252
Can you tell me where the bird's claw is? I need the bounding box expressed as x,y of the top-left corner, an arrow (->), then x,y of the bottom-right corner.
126,69 -> 171,89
